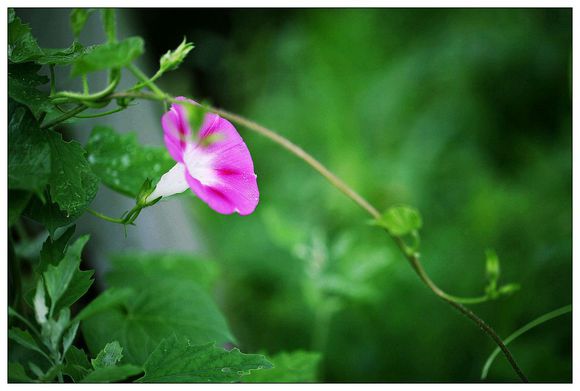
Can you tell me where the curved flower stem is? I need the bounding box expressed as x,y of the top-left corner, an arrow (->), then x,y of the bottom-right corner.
40,104 -> 88,129
50,69 -> 121,104
86,208 -> 126,224
74,106 -> 127,119
106,89 -> 528,381
127,64 -> 166,98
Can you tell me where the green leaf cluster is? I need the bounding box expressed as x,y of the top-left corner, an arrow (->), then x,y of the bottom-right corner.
86,126 -> 174,198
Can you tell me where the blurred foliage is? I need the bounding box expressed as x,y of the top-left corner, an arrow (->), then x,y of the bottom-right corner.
134,8 -> 571,382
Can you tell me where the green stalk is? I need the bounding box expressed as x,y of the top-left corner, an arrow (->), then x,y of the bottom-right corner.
40,105 -> 88,129
481,304 -> 572,380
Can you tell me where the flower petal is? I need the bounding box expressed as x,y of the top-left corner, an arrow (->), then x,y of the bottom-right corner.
161,97 -> 193,162
183,114 -> 259,215
147,163 -> 189,201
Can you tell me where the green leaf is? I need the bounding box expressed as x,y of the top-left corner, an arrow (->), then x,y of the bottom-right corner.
9,362 -> 33,382
73,288 -> 134,323
138,335 -> 272,383
92,341 -> 123,368
70,9 -> 93,38
243,351 -> 322,383
9,190 -> 32,227
107,253 -> 219,292
42,235 -> 91,314
8,8 -> 16,23
8,99 -> 51,191
8,63 -> 52,118
62,321 -> 79,355
63,346 -> 91,382
8,13 -> 43,63
57,269 -> 95,312
101,9 -> 117,43
71,37 -> 144,76
86,126 -> 174,198
375,205 -> 422,236
24,195 -> 83,237
81,365 -> 143,383
46,129 -> 100,216
36,41 -> 94,65
38,225 -> 76,273
39,364 -> 65,382
81,278 -> 234,365
8,328 -> 45,357
8,12 -> 92,66
41,308 -> 70,351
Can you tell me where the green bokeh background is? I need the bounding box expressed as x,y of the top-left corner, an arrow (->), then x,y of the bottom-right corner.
129,9 -> 571,382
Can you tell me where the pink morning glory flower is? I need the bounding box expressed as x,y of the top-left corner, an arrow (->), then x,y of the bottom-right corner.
147,97 -> 259,215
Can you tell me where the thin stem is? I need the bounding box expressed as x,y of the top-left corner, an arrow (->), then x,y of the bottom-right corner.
74,106 -> 127,119
82,74 -> 90,94
127,64 -> 166,98
400,244 -> 528,381
86,208 -> 126,224
481,304 -> 571,380
40,105 -> 88,129
51,70 -> 120,103
49,65 -> 56,95
131,69 -> 164,92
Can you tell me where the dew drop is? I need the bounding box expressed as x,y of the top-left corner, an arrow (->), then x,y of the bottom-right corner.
121,155 -> 131,167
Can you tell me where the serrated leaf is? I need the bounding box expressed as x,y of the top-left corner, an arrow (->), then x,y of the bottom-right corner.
9,10 -> 94,66
92,341 -> 123,368
81,278 -> 234,365
8,328 -> 45,356
63,346 -> 91,382
62,321 -> 80,356
243,351 -> 322,383
73,287 -> 134,323
8,99 -> 51,191
81,365 -> 143,383
71,37 -> 144,76
46,130 -> 99,216
86,126 -> 174,198
38,225 -> 75,273
9,362 -> 33,383
42,235 -> 90,314
56,269 -> 95,313
36,41 -> 94,65
138,335 -> 272,383
70,9 -> 93,38
8,190 -> 32,227
8,63 -> 52,118
8,13 -> 43,63
39,364 -> 65,382
41,308 -> 70,351
376,205 -> 422,236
